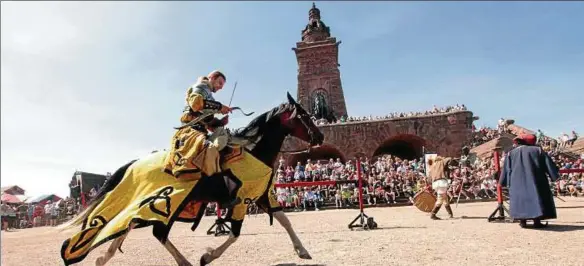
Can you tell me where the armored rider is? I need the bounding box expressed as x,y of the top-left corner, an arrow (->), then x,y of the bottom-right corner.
164,70 -> 238,207
180,70 -> 232,154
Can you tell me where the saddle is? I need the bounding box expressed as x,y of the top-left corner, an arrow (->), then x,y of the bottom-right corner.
217,127 -> 254,165
220,145 -> 244,165
226,127 -> 260,150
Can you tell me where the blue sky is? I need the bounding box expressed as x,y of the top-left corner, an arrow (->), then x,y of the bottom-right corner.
2,2 -> 583,198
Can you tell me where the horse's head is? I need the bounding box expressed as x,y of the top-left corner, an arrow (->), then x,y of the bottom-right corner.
279,92 -> 324,147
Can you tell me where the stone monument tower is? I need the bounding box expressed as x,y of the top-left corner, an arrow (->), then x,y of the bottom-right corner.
293,3 -> 348,122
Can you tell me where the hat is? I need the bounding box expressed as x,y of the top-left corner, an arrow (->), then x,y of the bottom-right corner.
514,134 -> 537,145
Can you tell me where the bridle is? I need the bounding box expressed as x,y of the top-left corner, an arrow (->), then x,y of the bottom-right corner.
278,108 -> 321,155
279,142 -> 316,155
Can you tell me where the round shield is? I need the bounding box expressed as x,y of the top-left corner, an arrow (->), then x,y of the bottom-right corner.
413,191 -> 436,213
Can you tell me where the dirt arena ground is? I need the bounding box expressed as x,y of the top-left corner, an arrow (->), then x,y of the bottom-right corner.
2,198 -> 583,266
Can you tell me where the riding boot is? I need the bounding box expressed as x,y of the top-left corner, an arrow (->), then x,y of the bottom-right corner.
445,205 -> 454,218
430,206 -> 441,220
215,165 -> 243,210
216,144 -> 241,209
200,169 -> 242,210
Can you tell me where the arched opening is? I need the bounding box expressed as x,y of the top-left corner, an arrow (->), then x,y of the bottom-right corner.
353,152 -> 366,160
286,144 -> 345,166
372,134 -> 426,160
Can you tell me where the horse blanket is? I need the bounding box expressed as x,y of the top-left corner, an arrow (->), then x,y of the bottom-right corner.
61,147 -> 278,265
178,146 -> 281,224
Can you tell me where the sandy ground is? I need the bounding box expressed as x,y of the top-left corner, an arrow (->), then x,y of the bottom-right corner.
2,198 -> 583,266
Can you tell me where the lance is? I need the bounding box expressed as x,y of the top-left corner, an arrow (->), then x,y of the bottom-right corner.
228,81 -> 238,107
226,81 -> 253,116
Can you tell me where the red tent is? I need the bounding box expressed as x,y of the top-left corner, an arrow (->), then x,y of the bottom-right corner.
1,193 -> 22,204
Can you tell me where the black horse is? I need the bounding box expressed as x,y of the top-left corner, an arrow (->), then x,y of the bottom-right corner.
60,92 -> 324,266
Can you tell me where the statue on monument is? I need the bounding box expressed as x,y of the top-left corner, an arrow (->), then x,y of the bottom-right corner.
313,91 -> 329,120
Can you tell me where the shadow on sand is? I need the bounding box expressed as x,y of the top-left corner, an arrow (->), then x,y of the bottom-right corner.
272,264 -> 326,266
459,216 -> 489,220
532,224 -> 584,232
556,206 -> 584,209
239,225 -> 426,237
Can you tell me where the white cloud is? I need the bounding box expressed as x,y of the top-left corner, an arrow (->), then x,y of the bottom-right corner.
1,2 -> 173,198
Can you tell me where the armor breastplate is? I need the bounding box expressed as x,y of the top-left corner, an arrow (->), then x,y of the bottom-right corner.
186,84 -> 216,117
182,83 -> 219,128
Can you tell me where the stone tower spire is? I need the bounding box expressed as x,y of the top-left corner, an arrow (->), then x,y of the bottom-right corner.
301,2 -> 331,43
293,3 -> 348,122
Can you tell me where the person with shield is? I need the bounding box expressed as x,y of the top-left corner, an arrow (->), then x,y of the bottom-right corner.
427,156 -> 458,220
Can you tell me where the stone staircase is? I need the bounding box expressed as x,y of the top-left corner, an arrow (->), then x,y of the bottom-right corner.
469,133 -> 515,159
507,124 -> 535,136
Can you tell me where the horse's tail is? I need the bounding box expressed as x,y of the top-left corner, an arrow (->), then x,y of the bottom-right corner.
58,159 -> 137,232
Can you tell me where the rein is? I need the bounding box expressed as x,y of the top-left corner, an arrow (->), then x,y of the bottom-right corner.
174,107 -> 254,130
279,146 -> 315,154
231,107 -> 254,116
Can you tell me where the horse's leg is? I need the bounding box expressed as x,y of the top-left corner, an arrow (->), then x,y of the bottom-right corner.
272,211 -> 312,259
160,239 -> 192,266
200,233 -> 238,265
95,223 -> 135,266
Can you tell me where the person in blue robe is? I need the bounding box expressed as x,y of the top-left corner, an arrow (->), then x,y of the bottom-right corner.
499,134 -> 560,228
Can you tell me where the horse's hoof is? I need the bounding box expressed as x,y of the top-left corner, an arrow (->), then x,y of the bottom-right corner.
295,247 -> 312,260
299,252 -> 312,260
199,255 -> 208,266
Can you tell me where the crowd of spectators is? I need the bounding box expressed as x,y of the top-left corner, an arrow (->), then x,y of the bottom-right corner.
469,126 -> 501,147
0,197 -> 80,231
272,153 -> 509,211
314,104 -> 468,125
548,153 -> 583,197
273,141 -> 583,212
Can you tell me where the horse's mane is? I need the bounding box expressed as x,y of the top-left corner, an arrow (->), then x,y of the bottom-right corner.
231,103 -> 293,141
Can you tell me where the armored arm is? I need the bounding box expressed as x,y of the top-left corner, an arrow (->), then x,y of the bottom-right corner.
186,86 -> 224,112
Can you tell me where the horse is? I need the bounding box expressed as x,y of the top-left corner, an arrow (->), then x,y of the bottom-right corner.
59,92 -> 324,266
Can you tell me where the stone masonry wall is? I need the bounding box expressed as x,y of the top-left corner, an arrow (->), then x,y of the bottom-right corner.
281,111 -> 474,165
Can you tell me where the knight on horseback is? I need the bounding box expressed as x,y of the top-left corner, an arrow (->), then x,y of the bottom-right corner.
163,70 -> 239,208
